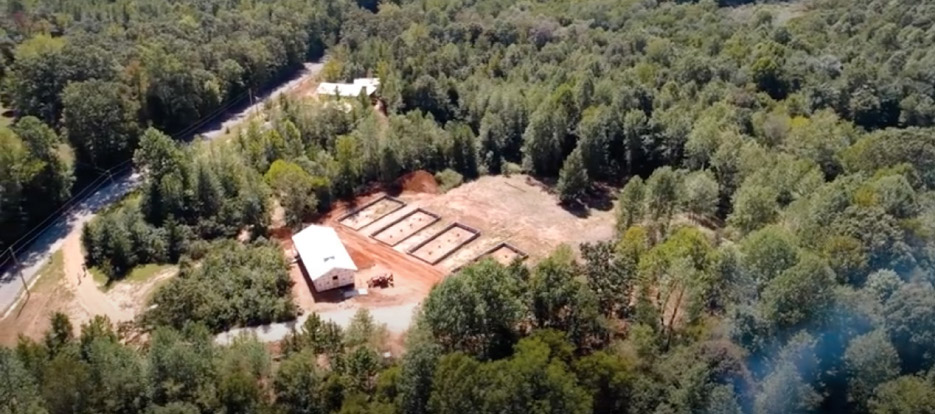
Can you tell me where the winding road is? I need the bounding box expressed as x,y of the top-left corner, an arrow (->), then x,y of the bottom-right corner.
0,62 -> 324,318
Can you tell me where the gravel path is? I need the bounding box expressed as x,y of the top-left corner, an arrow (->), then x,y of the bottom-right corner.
215,302 -> 419,345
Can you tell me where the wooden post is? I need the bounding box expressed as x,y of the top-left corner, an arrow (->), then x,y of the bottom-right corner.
8,247 -> 28,299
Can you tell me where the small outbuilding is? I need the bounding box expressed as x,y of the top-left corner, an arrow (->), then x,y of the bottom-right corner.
292,224 -> 358,292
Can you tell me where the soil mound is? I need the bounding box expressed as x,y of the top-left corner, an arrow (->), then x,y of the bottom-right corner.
398,170 -> 439,194
269,226 -> 293,241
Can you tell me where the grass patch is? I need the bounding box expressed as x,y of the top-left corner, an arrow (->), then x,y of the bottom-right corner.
89,266 -> 108,288
32,251 -> 66,291
91,263 -> 176,291
219,124 -> 244,143
124,264 -> 175,283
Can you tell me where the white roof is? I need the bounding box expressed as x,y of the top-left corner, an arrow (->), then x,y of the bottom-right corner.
353,78 -> 380,87
292,225 -> 357,280
316,78 -> 379,97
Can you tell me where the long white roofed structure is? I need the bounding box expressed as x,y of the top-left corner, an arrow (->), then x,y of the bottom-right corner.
316,78 -> 380,98
292,225 -> 358,292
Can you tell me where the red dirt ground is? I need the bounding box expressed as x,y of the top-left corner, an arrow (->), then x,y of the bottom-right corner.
288,175 -> 617,333
347,244 -> 377,269
332,226 -> 444,295
308,198 -> 447,305
398,171 -> 438,194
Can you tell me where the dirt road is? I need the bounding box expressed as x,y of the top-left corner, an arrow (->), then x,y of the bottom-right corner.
61,228 -> 132,323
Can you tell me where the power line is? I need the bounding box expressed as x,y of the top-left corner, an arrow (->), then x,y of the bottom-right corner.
0,173 -> 116,270
1,157 -> 137,255
0,86 -> 259,267
169,88 -> 252,139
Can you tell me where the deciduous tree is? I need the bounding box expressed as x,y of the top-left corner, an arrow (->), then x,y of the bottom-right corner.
616,177 -> 646,233
62,80 -> 141,169
265,160 -> 322,228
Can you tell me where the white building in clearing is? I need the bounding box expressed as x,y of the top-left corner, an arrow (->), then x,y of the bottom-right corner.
316,77 -> 380,98
292,225 -> 358,292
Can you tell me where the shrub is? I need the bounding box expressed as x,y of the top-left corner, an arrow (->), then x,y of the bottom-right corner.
435,169 -> 464,192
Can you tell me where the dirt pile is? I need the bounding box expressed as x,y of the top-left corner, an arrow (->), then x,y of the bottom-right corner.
398,170 -> 439,194
269,226 -> 294,241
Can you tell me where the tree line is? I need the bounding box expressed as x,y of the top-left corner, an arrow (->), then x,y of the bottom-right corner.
0,0 -> 361,257
3,0 -> 935,413
3,238 -> 934,414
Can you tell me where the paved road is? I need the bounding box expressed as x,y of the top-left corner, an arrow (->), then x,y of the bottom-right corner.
0,61 -> 324,317
200,62 -> 323,140
0,174 -> 141,318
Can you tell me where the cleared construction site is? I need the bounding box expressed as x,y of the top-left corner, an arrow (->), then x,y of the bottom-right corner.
370,208 -> 440,247
276,172 -> 617,335
408,223 -> 481,265
328,173 -> 614,282
338,195 -> 405,230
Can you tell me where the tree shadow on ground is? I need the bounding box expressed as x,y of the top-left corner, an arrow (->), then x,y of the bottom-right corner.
583,184 -> 615,211
558,183 -> 615,219
562,201 -> 591,218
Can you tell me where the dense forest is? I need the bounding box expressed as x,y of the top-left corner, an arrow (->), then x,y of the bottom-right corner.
0,0 -> 346,255
4,0 -> 935,413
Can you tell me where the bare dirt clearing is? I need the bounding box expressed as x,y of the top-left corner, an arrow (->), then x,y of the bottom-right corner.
0,251 -> 176,345
371,209 -> 439,246
409,224 -> 480,265
0,229 -> 176,345
403,174 -> 616,270
338,196 -> 405,230
287,174 -> 616,334
481,243 -> 528,266
0,252 -> 78,345
104,266 -> 177,316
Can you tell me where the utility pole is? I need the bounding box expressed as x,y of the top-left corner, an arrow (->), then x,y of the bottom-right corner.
94,166 -> 114,184
7,247 -> 29,299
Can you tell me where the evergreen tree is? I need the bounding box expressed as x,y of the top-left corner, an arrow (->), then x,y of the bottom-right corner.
557,147 -> 589,204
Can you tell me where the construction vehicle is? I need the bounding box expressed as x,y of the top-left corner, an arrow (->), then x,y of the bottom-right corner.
367,273 -> 394,288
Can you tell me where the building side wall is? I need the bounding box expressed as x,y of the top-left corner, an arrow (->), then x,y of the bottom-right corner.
312,268 -> 356,292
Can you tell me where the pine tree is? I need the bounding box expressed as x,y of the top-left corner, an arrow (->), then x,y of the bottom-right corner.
448,122 -> 478,178
379,144 -> 401,185
557,147 -> 589,204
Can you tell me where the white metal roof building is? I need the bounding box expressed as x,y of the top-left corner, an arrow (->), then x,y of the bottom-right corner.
292,225 -> 358,292
316,78 -> 380,98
